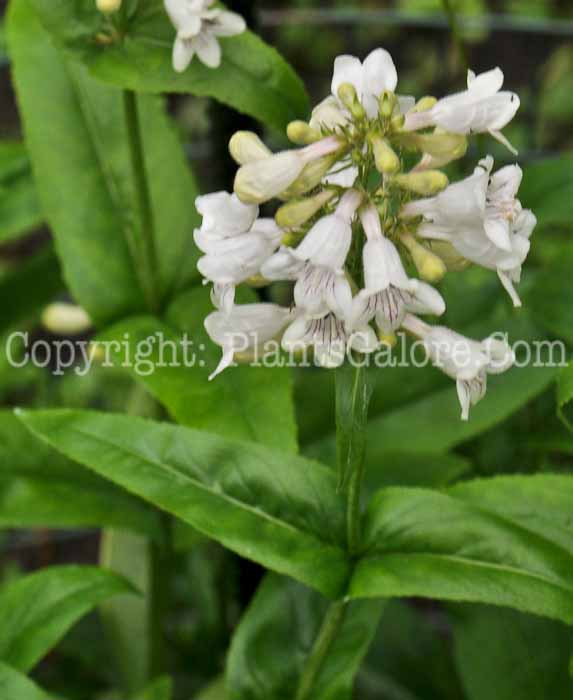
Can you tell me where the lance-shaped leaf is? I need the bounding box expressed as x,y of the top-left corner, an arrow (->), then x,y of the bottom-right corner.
0,663 -> 51,700
29,0 -> 308,132
227,573 -> 382,700
18,410 -> 349,598
8,0 -> 200,324
350,475 -> 573,624
0,410 -> 162,539
0,565 -> 134,672
0,141 -> 43,243
557,364 -> 573,431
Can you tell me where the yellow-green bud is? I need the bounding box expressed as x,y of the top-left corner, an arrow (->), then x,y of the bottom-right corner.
379,90 -> 397,119
246,274 -> 269,288
412,96 -> 437,112
229,131 -> 271,165
401,232 -> 447,283
370,134 -> 400,175
287,121 -> 321,146
398,131 -> 467,164
428,241 -> 471,271
96,0 -> 121,13
394,170 -> 449,195
42,303 -> 92,335
390,113 -> 405,131
275,189 -> 335,229
280,152 -> 341,199
337,83 -> 366,120
378,331 -> 397,348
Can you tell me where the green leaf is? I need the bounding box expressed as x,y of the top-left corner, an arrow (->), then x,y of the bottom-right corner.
452,604 -> 573,700
8,0 -> 200,324
350,475 -> 573,624
227,573 -> 383,700
0,663 -> 50,700
0,245 -> 62,333
195,677 -> 227,700
135,676 -> 173,700
0,141 -> 43,243
0,565 -> 134,672
557,364 -> 573,431
18,409 -> 349,598
0,410 -> 161,538
98,286 -> 298,452
524,257 -> 573,344
30,0 -> 309,132
519,156 -> 573,232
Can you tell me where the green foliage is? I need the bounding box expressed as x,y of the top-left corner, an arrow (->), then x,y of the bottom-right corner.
557,364 -> 573,430
28,0 -> 309,132
0,141 -> 43,243
0,663 -> 50,700
0,565 -> 133,672
8,0 -> 200,325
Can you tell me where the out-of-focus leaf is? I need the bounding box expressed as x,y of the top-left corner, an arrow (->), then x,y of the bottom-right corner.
0,410 -> 161,538
452,604 -> 573,700
557,363 -> 573,431
8,0 -> 200,324
524,258 -> 573,344
0,565 -> 133,672
0,245 -> 62,333
19,410 -> 349,598
350,475 -> 573,624
98,285 -> 298,452
227,573 -> 383,700
135,676 -> 173,700
0,663 -> 50,700
30,0 -> 309,132
519,156 -> 573,232
0,141 -> 43,243
195,677 -> 227,700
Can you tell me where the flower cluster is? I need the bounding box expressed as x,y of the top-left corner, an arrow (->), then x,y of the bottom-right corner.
195,49 -> 535,420
164,0 -> 246,71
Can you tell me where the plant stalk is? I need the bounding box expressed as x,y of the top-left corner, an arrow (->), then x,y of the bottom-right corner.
294,599 -> 347,700
123,89 -> 160,313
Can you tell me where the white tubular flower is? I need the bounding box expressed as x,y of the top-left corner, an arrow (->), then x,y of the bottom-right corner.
261,190 -> 362,319
402,156 -> 536,306
402,315 -> 515,420
403,68 -> 520,154
234,136 -> 342,205
352,206 -> 445,334
164,0 -> 246,71
282,313 -> 379,369
194,192 -> 282,311
204,303 -> 293,380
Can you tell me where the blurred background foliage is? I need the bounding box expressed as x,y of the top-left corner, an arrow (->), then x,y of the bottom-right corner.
0,0 -> 572,699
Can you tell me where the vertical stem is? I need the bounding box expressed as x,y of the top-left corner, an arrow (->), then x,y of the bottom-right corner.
294,600 -> 347,700
150,513 -> 172,678
441,0 -> 469,71
123,89 -> 160,313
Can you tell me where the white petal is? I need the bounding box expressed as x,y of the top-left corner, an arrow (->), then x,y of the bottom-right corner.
489,128 -> 518,155
514,209 -> 536,239
281,316 -> 309,351
211,10 -> 246,36
467,67 -> 504,97
211,283 -> 235,313
484,217 -> 513,252
196,191 -> 258,235
489,164 -> 522,201
322,164 -> 358,188
327,274 -> 353,320
497,269 -> 522,307
363,48 -> 398,96
261,247 -> 303,281
250,217 -> 283,244
331,55 -> 364,100
294,215 -> 351,268
310,96 -> 349,131
193,32 -> 222,69
349,325 -> 379,354
172,36 -> 194,72
456,379 -> 472,421
407,281 -> 446,316
483,336 -> 515,374
208,345 -> 235,381
314,339 -> 346,368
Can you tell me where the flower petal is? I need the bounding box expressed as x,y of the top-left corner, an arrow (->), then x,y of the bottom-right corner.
211,10 -> 246,36
331,55 -> 364,100
193,32 -> 222,69
172,36 -> 194,72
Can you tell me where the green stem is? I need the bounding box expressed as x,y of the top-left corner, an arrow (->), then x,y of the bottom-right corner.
149,514 -> 172,678
294,600 -> 347,700
441,0 -> 469,71
123,89 -> 160,313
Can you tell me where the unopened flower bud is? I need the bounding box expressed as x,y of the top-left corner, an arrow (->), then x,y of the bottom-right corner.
275,189 -> 335,229
370,134 -> 400,174
287,121 -> 321,146
245,274 -> 268,288
394,170 -> 449,195
390,113 -> 405,131
42,303 -> 92,335
428,241 -> 471,271
398,130 -> 468,169
378,330 -> 397,348
337,83 -> 366,120
229,131 -> 271,165
379,90 -> 397,119
280,152 -> 341,199
412,96 -> 437,113
96,0 -> 121,13
401,232 -> 447,283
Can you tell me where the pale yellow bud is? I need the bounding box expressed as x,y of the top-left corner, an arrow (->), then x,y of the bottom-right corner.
379,90 -> 397,119
275,189 -> 335,229
398,131 -> 467,167
390,113 -> 405,131
280,152 -> 340,199
286,121 -> 321,146
370,135 -> 400,175
337,83 -> 366,120
378,331 -> 397,348
393,170 -> 449,195
245,274 -> 269,288
412,96 -> 437,113
428,241 -> 471,271
234,151 -> 304,204
42,303 -> 92,335
229,131 -> 271,165
401,232 -> 447,283
96,0 -> 121,14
